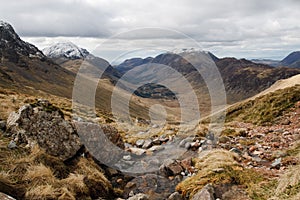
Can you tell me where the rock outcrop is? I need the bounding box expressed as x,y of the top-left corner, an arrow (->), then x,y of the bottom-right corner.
6,99 -> 81,161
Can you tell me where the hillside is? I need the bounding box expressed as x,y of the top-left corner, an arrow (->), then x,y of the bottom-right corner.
115,51 -> 300,105
279,51 -> 300,68
44,42 -> 122,82
0,21 -> 75,97
0,22 -> 156,121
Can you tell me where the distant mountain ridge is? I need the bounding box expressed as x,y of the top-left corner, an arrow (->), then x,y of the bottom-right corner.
279,51 -> 300,68
43,42 -> 89,59
43,42 -> 121,81
115,51 -> 300,105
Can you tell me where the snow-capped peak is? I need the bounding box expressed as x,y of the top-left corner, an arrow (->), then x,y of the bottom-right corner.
171,47 -> 205,54
43,42 -> 89,59
0,20 -> 12,29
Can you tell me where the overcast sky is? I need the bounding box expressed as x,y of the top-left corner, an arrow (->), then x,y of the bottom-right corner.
1,0 -> 300,62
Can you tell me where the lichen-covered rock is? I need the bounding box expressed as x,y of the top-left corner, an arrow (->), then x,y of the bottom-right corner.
6,99 -> 81,161
191,184 -> 215,200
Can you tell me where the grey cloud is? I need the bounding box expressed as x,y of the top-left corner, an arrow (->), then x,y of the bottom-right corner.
2,0 -> 300,60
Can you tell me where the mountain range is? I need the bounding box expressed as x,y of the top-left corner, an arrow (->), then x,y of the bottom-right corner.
115,51 -> 300,104
1,20 -> 300,119
1,21 -> 300,200
252,51 -> 300,68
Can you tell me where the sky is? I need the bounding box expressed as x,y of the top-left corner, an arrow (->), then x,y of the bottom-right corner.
1,0 -> 300,63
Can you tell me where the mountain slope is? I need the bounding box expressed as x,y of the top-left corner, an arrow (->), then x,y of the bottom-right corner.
44,42 -> 121,82
114,57 -> 153,74
279,51 -> 300,68
138,52 -> 300,103
0,21 -> 152,120
0,21 -> 74,97
226,84 -> 300,125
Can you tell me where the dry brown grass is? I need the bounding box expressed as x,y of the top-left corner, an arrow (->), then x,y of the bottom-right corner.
0,138 -> 113,199
61,173 -> 88,195
25,184 -> 59,200
176,149 -> 263,199
23,164 -> 56,186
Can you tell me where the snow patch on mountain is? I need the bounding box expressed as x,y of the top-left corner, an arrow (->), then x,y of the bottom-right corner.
43,42 -> 89,59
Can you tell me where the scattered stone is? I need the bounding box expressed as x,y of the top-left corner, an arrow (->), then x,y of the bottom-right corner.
124,143 -> 133,149
127,193 -> 149,200
124,174 -> 180,199
160,159 -> 184,176
126,182 -> 137,191
128,147 -> 146,156
7,140 -> 17,149
152,138 -> 161,145
179,140 -> 187,148
116,178 -> 123,184
136,139 -> 145,147
152,124 -> 159,128
191,184 -> 215,200
281,119 -> 291,125
0,192 -> 16,200
249,145 -> 256,152
180,158 -> 192,171
190,141 -> 200,150
167,192 -> 182,200
271,158 -> 282,169
252,150 -> 263,155
160,135 -> 169,143
142,139 -> 153,149
184,142 -> 191,150
148,145 -> 165,152
229,148 -> 242,155
123,155 -> 132,161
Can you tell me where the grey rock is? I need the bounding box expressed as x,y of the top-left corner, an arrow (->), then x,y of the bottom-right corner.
0,192 -> 16,200
160,135 -> 169,143
229,148 -> 242,155
168,192 -> 182,200
179,139 -> 186,148
129,147 -> 146,156
125,143 -> 133,149
142,139 -> 152,149
7,140 -> 17,149
160,159 -> 183,177
271,158 -> 282,169
152,138 -> 161,145
6,100 -> 81,161
127,193 -> 149,200
136,139 -> 145,147
123,155 -> 132,161
184,142 -> 191,150
148,145 -> 165,152
152,124 -> 159,128
191,184 -> 215,200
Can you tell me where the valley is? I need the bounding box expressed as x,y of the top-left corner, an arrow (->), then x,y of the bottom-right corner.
0,21 -> 300,200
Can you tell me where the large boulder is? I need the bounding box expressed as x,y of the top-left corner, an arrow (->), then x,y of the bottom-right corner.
6,99 -> 82,161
